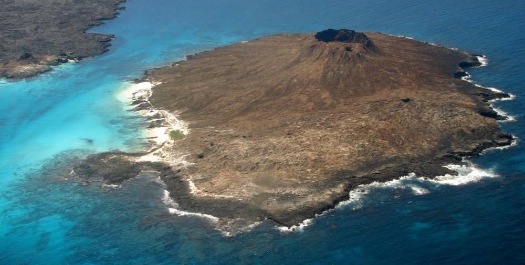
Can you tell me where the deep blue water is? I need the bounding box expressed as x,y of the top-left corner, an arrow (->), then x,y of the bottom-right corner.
1,0 -> 524,264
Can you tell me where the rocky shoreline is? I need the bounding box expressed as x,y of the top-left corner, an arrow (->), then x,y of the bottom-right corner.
74,29 -> 514,229
0,0 -> 126,79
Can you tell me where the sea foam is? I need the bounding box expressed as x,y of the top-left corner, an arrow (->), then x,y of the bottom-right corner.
162,189 -> 261,237
426,163 -> 497,186
277,218 -> 315,234
476,55 -> 489,67
116,81 -> 155,106
277,161 -> 498,234
117,81 -> 191,156
162,189 -> 220,223
458,57 -> 517,122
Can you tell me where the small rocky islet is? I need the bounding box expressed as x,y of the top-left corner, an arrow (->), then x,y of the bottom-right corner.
73,29 -> 512,229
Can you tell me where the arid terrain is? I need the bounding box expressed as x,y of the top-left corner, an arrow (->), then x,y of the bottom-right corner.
0,0 -> 125,79
74,29 -> 512,228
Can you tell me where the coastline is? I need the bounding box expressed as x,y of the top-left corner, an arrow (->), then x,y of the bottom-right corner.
116,81 -> 190,157
76,31 -> 515,232
0,0 -> 127,80
278,160 -> 501,234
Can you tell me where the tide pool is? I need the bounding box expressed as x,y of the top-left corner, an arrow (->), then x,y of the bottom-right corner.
1,0 -> 524,264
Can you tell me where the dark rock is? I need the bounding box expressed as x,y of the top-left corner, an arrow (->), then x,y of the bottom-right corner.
132,102 -> 151,111
474,91 -> 511,102
458,61 -> 481,68
148,119 -> 165,128
315,29 -> 377,51
478,108 -> 506,120
56,57 -> 69,63
454,71 -> 469,79
73,154 -> 142,184
19,52 -> 33,60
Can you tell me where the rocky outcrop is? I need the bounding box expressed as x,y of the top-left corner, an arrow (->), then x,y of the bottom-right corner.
0,0 -> 126,79
315,29 -> 377,51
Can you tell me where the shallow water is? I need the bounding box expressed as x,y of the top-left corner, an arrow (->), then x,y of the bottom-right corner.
1,0 -> 524,264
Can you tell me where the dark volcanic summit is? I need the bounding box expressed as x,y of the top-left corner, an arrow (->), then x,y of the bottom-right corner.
75,29 -> 512,228
315,29 -> 377,51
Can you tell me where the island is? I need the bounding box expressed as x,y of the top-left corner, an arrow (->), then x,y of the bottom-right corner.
0,0 -> 125,79
73,29 -> 513,229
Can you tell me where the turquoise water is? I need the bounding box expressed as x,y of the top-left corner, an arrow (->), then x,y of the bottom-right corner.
1,0 -> 524,264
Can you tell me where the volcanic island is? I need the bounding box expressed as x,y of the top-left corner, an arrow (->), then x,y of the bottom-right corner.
74,29 -> 513,229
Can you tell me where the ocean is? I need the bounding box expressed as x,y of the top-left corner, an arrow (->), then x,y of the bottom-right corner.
1,0 -> 524,264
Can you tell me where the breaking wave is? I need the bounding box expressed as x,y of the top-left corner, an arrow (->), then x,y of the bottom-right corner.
277,161 -> 498,234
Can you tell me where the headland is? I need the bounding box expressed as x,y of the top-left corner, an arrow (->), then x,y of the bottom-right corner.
0,0 -> 125,79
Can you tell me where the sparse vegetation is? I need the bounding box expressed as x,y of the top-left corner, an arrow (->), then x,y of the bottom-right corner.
169,130 -> 185,140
